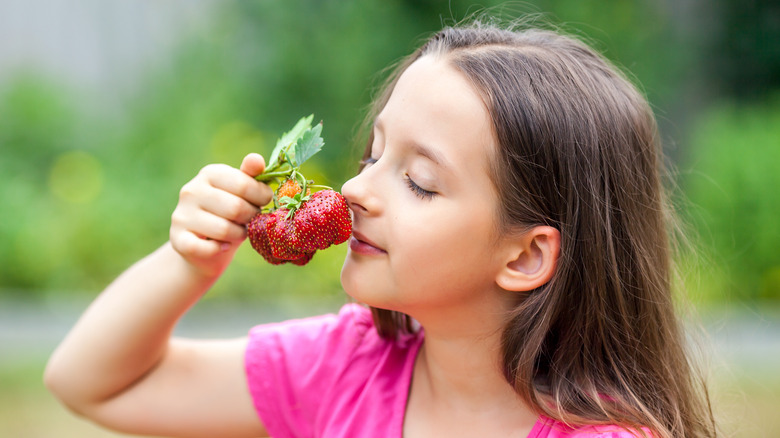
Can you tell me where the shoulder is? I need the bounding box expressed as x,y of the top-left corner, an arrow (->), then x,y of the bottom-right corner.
533,416 -> 652,438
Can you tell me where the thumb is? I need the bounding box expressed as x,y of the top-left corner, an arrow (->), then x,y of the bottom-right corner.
240,153 -> 266,178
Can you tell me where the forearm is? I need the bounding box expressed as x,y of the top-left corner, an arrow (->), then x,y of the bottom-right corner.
45,242 -> 223,413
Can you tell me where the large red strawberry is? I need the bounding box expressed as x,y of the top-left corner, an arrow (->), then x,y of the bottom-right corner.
268,190 -> 351,254
246,115 -> 352,266
291,190 -> 351,251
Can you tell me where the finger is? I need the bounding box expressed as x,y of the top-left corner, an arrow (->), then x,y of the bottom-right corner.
197,185 -> 262,225
208,168 -> 273,210
172,206 -> 248,243
170,229 -> 228,260
195,214 -> 248,243
239,153 -> 266,178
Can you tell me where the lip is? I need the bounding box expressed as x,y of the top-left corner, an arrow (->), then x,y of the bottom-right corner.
349,231 -> 387,255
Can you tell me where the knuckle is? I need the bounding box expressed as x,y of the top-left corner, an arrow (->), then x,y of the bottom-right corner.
234,177 -> 251,196
224,198 -> 245,221
199,163 -> 222,175
176,233 -> 215,260
259,184 -> 274,205
195,164 -> 224,185
179,182 -> 197,200
170,209 -> 185,227
212,219 -> 232,240
170,231 -> 192,256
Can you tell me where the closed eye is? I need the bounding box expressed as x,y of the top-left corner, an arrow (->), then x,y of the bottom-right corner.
359,157 -> 378,171
405,175 -> 436,200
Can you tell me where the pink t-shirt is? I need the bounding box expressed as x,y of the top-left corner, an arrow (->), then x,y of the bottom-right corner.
244,303 -> 646,437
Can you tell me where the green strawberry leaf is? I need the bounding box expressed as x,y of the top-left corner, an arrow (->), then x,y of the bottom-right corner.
290,122 -> 324,168
278,195 -> 297,205
267,115 -> 314,170
278,193 -> 305,215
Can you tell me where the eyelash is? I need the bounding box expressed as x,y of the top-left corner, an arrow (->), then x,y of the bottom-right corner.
405,175 -> 436,200
359,157 -> 437,200
359,157 -> 377,168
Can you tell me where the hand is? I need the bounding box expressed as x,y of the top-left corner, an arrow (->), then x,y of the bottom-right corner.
170,153 -> 273,276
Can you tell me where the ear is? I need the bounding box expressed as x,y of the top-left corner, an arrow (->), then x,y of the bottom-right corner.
495,226 -> 560,292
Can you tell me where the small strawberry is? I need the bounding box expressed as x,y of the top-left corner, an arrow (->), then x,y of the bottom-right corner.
277,178 -> 305,199
246,115 -> 352,266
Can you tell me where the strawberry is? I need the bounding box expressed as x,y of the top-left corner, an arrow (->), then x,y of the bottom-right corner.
288,190 -> 351,252
290,251 -> 315,266
246,115 -> 352,266
267,190 -> 351,254
247,213 -> 287,265
277,178 -> 305,199
266,209 -> 312,261
247,211 -> 317,266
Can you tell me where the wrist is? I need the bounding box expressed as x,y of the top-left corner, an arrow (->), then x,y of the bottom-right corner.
163,241 -> 231,286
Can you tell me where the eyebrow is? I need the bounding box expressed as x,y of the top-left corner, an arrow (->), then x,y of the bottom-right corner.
410,141 -> 450,170
374,118 -> 451,170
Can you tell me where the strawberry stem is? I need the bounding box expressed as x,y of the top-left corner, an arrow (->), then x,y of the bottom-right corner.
307,183 -> 332,191
294,171 -> 308,197
256,169 -> 292,182
251,115 -> 328,215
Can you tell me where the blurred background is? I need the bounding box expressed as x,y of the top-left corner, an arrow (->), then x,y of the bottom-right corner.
1,0 -> 778,436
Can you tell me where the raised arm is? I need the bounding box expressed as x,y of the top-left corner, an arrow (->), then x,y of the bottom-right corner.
45,153 -> 273,437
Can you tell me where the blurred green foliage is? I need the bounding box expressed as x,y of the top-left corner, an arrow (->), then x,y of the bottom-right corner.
1,0 -> 778,303
683,95 -> 780,303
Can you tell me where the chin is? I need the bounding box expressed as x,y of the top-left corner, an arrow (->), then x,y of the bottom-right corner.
339,259 -> 362,301
339,261 -> 400,311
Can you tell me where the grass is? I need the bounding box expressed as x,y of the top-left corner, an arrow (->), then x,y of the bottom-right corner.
2,358 -> 778,437
710,369 -> 780,437
0,360 -> 130,438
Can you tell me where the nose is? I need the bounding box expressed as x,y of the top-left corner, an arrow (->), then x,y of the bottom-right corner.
341,168 -> 378,216
341,174 -> 367,214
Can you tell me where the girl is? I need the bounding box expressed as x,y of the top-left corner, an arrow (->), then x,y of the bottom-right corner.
45,19 -> 717,438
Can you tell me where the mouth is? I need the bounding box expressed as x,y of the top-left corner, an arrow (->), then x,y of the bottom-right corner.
349,231 -> 387,255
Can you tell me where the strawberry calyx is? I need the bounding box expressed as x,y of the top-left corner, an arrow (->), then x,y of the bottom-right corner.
255,115 -> 327,212
277,192 -> 306,218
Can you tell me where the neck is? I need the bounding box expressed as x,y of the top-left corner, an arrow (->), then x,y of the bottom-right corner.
410,293 -> 526,412
419,325 -> 508,405
401,291 -> 541,437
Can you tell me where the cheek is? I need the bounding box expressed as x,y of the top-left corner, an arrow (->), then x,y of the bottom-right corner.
394,206 -> 496,277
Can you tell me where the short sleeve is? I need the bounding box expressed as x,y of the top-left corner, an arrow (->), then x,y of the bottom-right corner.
243,304 -> 374,438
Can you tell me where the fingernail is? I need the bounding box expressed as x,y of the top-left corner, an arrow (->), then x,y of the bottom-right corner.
220,242 -> 231,251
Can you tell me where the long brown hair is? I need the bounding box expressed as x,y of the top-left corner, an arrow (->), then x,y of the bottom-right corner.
357,18 -> 716,438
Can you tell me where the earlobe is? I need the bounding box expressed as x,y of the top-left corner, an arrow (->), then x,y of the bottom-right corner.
496,226 -> 560,292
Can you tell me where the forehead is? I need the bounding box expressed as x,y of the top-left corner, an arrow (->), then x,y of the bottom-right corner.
376,56 -> 497,172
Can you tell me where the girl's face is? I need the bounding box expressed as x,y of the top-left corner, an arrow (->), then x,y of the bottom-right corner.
340,56 -> 513,320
